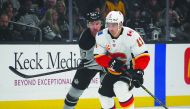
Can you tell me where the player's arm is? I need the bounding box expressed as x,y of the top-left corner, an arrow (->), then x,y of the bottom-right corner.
93,31 -> 111,67
94,48 -> 126,76
132,51 -> 150,71
129,30 -> 150,88
130,32 -> 150,71
94,53 -> 125,75
94,54 -> 112,68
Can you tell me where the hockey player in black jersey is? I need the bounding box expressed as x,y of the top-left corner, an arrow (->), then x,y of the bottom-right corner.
63,11 -> 104,109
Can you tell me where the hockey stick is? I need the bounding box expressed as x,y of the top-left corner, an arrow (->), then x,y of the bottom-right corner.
9,64 -> 98,78
124,70 -> 168,109
139,84 -> 168,109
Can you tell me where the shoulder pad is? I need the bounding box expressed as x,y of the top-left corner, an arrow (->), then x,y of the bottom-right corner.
98,31 -> 103,36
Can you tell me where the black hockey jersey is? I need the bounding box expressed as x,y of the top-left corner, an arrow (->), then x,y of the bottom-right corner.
79,28 -> 102,70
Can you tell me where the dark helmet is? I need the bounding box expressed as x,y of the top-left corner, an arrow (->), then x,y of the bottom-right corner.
86,11 -> 101,22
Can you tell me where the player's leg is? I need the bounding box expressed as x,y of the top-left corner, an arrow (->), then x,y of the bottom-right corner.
99,94 -> 115,109
113,80 -> 134,109
98,73 -> 117,109
63,68 -> 97,109
64,86 -> 84,109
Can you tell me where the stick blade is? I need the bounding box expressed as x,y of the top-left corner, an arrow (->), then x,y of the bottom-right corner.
9,66 -> 31,78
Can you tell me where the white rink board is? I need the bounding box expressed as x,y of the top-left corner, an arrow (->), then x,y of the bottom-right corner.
166,44 -> 190,96
0,44 -> 190,103
0,44 -> 154,101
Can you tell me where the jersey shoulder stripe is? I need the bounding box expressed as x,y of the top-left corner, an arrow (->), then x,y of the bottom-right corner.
98,30 -> 103,36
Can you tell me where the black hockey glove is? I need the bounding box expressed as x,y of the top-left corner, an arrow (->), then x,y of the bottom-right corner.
78,59 -> 85,67
108,58 -> 124,72
131,70 -> 144,88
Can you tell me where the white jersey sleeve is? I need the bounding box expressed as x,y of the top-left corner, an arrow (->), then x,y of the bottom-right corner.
128,28 -> 148,57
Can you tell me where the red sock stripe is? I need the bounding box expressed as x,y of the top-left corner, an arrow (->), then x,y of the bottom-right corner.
119,96 -> 134,107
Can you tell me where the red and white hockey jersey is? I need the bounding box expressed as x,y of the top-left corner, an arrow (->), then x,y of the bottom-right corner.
94,27 -> 150,74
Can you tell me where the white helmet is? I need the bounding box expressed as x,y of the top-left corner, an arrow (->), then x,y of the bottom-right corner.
105,11 -> 124,26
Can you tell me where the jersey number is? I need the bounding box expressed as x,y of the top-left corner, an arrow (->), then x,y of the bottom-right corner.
137,37 -> 144,47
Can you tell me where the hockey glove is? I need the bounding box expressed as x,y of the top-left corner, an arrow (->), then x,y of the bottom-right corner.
108,58 -> 124,72
78,59 -> 85,67
131,70 -> 144,88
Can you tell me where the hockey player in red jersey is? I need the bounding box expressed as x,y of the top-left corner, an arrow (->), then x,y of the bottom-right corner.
94,11 -> 150,109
